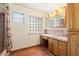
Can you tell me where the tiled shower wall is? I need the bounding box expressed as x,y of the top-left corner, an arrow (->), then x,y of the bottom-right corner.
45,28 -> 68,37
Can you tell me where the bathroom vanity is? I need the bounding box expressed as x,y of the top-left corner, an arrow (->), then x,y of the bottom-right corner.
40,34 -> 67,56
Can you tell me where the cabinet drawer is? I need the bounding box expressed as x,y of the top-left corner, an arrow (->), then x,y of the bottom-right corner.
59,41 -> 66,46
52,39 -> 58,45
42,36 -> 48,40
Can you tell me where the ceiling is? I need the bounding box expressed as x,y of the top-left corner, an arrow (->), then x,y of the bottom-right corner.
21,3 -> 66,14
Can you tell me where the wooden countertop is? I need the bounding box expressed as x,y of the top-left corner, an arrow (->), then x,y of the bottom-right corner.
40,34 -> 68,42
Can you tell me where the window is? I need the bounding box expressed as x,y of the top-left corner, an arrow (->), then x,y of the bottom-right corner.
48,16 -> 64,28
27,15 -> 43,34
12,12 -> 24,24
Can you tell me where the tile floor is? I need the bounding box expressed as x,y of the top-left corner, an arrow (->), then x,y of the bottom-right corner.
10,45 -> 53,56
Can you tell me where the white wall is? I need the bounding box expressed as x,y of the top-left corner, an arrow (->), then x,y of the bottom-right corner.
9,3 -> 46,51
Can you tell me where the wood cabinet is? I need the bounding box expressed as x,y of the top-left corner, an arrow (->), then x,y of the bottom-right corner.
59,41 -> 67,56
48,38 -> 67,56
48,38 -> 59,55
52,39 -> 59,55
66,3 -> 79,55
66,3 -> 79,31
40,35 -> 48,47
67,32 -> 79,56
48,39 -> 53,52
40,35 -> 43,45
40,35 -> 67,56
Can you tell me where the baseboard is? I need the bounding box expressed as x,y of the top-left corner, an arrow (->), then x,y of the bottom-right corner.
10,44 -> 40,53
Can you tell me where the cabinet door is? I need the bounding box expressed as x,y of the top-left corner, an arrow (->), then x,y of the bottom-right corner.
52,39 -> 59,55
66,4 -> 79,31
70,34 -> 79,56
59,41 -> 67,56
48,38 -> 53,52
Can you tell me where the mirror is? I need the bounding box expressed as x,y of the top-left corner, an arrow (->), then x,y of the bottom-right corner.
47,6 -> 65,28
